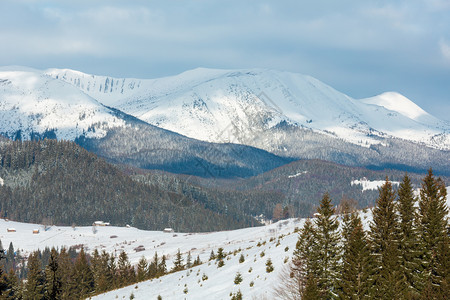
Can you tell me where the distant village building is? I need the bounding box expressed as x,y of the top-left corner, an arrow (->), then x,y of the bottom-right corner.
7,228 -> 16,232
163,228 -> 174,233
92,221 -> 110,226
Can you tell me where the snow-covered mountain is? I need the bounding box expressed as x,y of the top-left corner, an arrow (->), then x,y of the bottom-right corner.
2,66 -> 449,176
46,67 -> 450,151
0,66 -> 127,141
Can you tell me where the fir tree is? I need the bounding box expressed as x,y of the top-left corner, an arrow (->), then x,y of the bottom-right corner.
72,248 -> 94,299
418,169 -> 449,297
302,273 -> 320,300
117,251 -> 134,287
209,250 -> 216,261
234,272 -> 243,284
136,256 -> 148,282
239,254 -> 245,264
3,268 -> 19,299
369,178 -> 405,299
186,251 -> 192,269
158,255 -> 167,276
57,248 -> 75,299
193,255 -> 201,267
292,218 -> 318,296
172,249 -> 184,272
24,251 -> 44,299
339,212 -> 372,299
314,193 -> 341,298
266,258 -> 274,273
397,174 -> 422,297
44,248 -> 62,300
149,252 -> 158,278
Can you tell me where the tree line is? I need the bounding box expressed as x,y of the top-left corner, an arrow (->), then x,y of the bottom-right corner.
0,242 -> 203,299
278,169 -> 449,299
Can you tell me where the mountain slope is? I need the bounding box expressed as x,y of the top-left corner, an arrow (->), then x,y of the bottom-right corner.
46,68 -> 450,150
0,67 -> 291,178
0,66 -> 126,141
46,67 -> 450,175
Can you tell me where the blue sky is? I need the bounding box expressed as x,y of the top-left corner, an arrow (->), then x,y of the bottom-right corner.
1,0 -> 449,121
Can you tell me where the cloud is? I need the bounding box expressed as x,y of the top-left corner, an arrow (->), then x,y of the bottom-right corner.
0,0 -> 449,121
440,39 -> 450,63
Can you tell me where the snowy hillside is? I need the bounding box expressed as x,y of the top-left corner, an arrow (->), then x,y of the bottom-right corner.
0,217 -> 308,299
0,67 -> 126,140
47,68 -> 450,151
1,186 -> 448,299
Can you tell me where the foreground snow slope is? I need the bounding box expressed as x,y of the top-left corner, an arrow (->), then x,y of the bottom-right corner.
1,186 -> 448,299
46,68 -> 450,150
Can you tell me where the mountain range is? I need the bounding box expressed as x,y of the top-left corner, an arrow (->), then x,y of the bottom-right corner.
1,66 -> 449,176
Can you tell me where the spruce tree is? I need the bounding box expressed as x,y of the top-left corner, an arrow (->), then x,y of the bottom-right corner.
186,251 -> 192,269
314,193 -> 341,298
57,248 -> 75,299
136,256 -> 148,282
117,251 -> 134,287
72,248 -> 94,299
172,249 -> 184,272
369,178 -> 405,299
397,174 -> 422,297
24,251 -> 44,299
339,212 -> 372,299
291,218 -> 318,296
149,252 -> 158,278
158,255 -> 167,276
44,248 -> 62,300
418,169 -> 449,297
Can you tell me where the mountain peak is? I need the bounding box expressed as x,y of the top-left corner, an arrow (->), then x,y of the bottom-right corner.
361,92 -> 430,121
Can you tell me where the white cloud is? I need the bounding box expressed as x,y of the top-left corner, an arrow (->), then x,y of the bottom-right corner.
439,39 -> 450,63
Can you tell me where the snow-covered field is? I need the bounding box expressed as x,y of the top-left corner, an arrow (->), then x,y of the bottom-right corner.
0,217 -> 308,299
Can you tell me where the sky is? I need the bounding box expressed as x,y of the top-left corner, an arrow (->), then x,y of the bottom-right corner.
1,0 -> 449,121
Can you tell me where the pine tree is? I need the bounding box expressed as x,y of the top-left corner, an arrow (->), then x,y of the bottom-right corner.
239,254 -> 245,264
158,255 -> 167,276
418,169 -> 449,297
136,256 -> 148,282
266,258 -> 274,273
291,218 -> 318,297
57,248 -> 75,299
193,255 -> 201,267
234,272 -> 243,284
24,251 -> 44,299
172,249 -> 184,272
397,174 -> 422,297
3,268 -> 19,299
44,248 -> 62,300
339,212 -> 372,299
117,251 -> 134,287
209,250 -> 216,261
314,193 -> 341,298
186,251 -> 192,269
369,178 -> 405,299
72,248 -> 94,299
302,273 -> 320,300
149,252 -> 158,278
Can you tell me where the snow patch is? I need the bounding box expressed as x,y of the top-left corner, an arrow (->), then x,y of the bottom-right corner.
351,178 -> 400,192
288,171 -> 308,178
0,177 -> 3,186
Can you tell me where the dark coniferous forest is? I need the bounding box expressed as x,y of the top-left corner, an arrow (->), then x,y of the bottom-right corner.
0,140 -> 257,232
